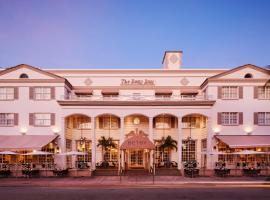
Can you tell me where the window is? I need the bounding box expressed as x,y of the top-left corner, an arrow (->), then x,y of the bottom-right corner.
155,116 -> 172,129
19,73 -> 29,78
182,140 -> 196,162
99,116 -> 120,129
258,86 -> 270,99
244,73 -> 253,78
0,113 -> 14,126
155,145 -> 170,163
221,86 -> 238,99
76,140 -> 92,162
182,116 -> 201,128
34,113 -> 51,126
104,142 -> 118,161
72,116 -> 91,129
0,88 -> 14,100
221,112 -> 238,125
258,112 -> 270,125
201,139 -> 207,150
34,87 -> 51,100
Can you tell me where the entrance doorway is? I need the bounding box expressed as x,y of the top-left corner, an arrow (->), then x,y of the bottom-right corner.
130,150 -> 144,168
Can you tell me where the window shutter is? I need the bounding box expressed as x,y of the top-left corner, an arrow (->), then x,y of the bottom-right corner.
29,87 -> 34,99
217,87 -> 222,99
14,87 -> 19,99
153,117 -> 156,128
117,118 -> 120,129
51,113 -> 55,126
99,117 -> 103,129
50,87 -> 55,99
29,113 -> 34,126
217,113 -> 222,125
254,112 -> 258,125
254,86 -> 258,99
14,113 -> 18,126
239,86 -> 243,99
238,112 -> 243,125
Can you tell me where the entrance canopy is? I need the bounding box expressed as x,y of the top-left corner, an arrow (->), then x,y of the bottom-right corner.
215,135 -> 270,148
0,135 -> 58,151
120,131 -> 155,150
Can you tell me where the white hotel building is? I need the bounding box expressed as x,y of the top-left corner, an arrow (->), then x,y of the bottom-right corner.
0,51 -> 270,176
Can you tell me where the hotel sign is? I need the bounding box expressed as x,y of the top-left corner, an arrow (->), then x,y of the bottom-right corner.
121,79 -> 155,86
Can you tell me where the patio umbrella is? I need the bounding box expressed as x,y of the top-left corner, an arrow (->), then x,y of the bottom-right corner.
22,150 -> 53,156
58,151 -> 86,156
0,151 -> 18,155
232,150 -> 266,155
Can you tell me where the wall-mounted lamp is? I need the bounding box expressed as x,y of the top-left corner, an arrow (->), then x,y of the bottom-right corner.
213,127 -> 220,135
52,127 -> 60,135
245,126 -> 253,135
20,127 -> 27,135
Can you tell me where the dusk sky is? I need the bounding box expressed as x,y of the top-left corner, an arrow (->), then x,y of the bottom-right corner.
0,0 -> 269,69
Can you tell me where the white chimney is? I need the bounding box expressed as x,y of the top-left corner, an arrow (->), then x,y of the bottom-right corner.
162,51 -> 183,70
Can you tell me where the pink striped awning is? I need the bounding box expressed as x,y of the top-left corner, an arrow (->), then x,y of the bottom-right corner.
155,89 -> 172,95
0,135 -> 58,151
215,135 -> 270,148
101,89 -> 119,95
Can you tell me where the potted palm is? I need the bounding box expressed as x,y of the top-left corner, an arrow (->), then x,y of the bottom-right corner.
159,135 -> 178,168
97,136 -> 117,168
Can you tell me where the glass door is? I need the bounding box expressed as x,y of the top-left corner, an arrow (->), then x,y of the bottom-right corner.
129,150 -> 144,168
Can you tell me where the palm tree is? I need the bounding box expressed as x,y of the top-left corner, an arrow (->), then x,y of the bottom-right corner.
159,135 -> 177,167
97,136 -> 117,161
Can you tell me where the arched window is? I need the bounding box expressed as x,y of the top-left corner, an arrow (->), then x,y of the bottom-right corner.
19,73 -> 29,78
244,73 -> 253,78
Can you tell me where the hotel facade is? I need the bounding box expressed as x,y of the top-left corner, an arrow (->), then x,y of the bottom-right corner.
0,51 -> 270,175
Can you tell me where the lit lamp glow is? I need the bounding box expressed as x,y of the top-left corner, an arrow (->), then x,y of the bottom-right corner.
245,126 -> 253,134
20,127 -> 27,134
213,127 -> 220,134
52,127 -> 60,134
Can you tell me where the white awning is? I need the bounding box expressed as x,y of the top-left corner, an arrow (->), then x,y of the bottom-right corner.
215,135 -> 270,148
0,135 -> 58,151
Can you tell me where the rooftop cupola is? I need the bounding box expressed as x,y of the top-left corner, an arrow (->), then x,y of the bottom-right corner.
162,50 -> 183,70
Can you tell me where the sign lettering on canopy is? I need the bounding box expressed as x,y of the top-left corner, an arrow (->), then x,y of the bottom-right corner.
121,79 -> 155,86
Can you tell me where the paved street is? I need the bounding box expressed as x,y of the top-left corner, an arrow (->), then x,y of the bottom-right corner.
0,186 -> 270,200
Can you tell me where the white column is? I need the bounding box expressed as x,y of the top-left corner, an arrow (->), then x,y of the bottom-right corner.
91,116 -> 96,170
177,117 -> 183,170
119,116 -> 125,170
206,117 -> 214,169
55,117 -> 66,169
71,140 -> 76,168
149,117 -> 154,168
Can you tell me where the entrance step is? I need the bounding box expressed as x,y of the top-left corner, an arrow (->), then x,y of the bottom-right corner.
155,168 -> 181,176
93,169 -> 118,176
124,169 -> 151,176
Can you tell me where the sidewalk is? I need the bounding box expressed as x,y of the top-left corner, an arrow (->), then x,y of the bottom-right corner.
0,176 -> 269,188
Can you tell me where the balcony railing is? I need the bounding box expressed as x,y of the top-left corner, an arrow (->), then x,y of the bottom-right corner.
61,94 -> 213,101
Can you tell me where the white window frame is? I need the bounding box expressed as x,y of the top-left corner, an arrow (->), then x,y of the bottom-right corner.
258,112 -> 270,125
34,87 -> 51,100
0,113 -> 14,126
221,112 -> 238,125
221,86 -> 239,99
258,86 -> 270,99
34,113 -> 51,126
0,88 -> 14,100
103,116 -> 119,130
155,116 -> 172,129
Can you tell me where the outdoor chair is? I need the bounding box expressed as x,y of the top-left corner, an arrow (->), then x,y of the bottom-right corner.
0,170 -> 11,177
